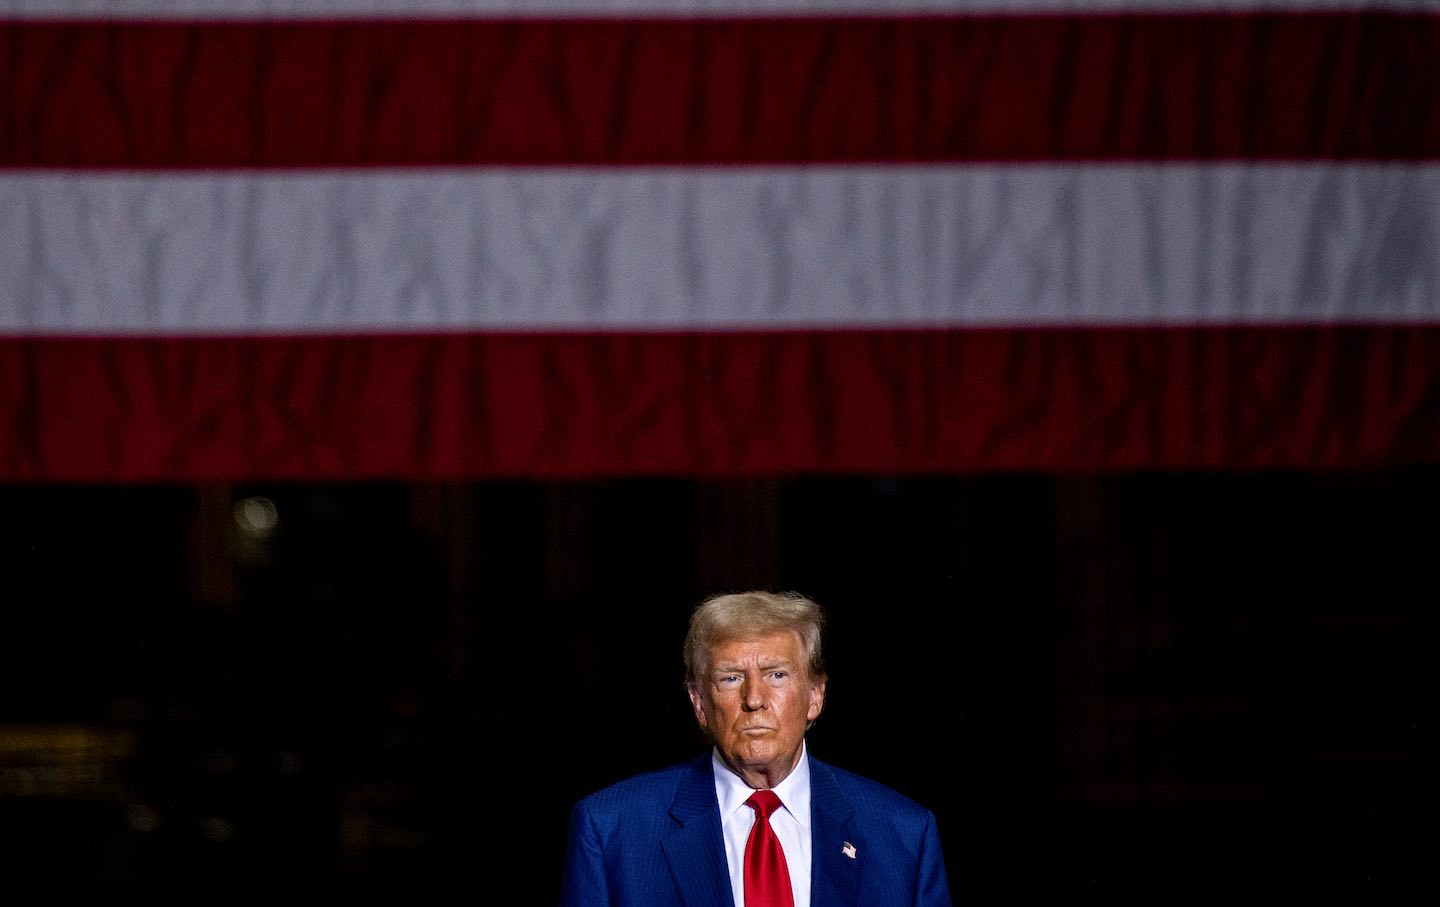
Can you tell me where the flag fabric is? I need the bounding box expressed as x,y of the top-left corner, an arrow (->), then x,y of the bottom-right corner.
2,0 -> 1439,481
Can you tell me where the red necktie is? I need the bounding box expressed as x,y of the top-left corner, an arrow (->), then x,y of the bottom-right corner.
743,790 -> 795,907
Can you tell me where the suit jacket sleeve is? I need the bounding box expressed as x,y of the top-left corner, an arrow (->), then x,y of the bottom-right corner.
916,809 -> 952,907
560,800 -> 611,907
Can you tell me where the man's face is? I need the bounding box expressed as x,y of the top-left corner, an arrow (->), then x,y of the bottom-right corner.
687,630 -> 826,787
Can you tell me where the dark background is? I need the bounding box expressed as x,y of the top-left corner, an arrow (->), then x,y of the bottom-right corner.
0,473 -> 1428,892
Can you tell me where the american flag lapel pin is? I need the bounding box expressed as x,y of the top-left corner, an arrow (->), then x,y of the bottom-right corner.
842,841 -> 857,860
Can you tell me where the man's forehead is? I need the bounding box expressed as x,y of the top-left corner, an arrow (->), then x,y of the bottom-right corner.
708,630 -> 803,666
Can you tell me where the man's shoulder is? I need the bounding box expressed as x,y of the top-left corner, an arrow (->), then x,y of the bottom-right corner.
810,756 -> 937,823
573,754 -> 707,815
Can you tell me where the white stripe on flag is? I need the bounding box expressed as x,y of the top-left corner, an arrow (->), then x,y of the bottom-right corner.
5,164 -> 1437,335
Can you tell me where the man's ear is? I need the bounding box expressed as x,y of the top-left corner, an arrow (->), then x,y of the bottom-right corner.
806,679 -> 827,723
687,684 -> 709,729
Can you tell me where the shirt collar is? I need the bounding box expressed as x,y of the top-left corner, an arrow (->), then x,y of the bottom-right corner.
711,740 -> 812,831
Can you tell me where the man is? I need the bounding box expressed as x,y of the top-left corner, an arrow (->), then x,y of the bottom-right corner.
560,590 -> 952,906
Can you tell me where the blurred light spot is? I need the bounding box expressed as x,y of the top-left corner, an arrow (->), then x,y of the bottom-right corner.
126,804 -> 161,833
234,496 -> 279,536
199,816 -> 237,843
200,748 -> 240,775
277,749 -> 302,776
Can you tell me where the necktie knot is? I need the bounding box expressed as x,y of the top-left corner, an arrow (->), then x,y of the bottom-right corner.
746,789 -> 783,821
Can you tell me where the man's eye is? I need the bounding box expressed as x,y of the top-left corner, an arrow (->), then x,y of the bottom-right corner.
771,671 -> 788,680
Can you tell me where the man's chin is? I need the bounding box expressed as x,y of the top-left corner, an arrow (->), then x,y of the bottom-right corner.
727,741 -> 789,769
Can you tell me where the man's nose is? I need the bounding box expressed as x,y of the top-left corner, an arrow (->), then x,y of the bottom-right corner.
741,679 -> 767,710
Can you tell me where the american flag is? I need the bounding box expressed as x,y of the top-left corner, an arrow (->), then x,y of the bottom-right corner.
3,0 -> 1438,481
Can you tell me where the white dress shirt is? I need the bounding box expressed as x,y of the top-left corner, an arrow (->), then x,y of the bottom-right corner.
712,741 -> 813,907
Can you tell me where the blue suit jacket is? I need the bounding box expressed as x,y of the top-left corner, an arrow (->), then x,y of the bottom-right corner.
560,751 -> 952,906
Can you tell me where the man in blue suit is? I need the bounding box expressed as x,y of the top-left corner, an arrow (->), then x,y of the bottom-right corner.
561,591 -> 952,906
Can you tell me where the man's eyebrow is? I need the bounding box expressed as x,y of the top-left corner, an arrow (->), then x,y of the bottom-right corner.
710,659 -> 795,675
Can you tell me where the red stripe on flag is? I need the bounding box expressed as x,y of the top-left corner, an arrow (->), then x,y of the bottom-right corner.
3,327 -> 1438,481
1,13 -> 1437,168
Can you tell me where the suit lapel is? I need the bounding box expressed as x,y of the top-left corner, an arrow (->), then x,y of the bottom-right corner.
808,756 -> 862,907
661,754 -> 734,907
